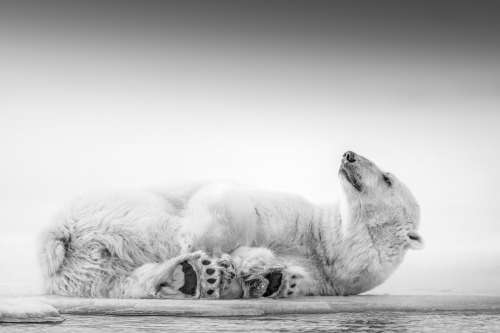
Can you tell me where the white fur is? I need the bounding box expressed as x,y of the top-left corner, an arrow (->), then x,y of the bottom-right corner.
39,152 -> 422,297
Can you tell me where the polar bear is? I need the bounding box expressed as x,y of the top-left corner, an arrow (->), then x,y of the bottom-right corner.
39,151 -> 423,298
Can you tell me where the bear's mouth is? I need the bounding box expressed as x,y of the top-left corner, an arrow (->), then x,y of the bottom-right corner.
339,167 -> 363,192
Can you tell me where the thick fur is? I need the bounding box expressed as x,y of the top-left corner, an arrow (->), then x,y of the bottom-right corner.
39,151 -> 422,297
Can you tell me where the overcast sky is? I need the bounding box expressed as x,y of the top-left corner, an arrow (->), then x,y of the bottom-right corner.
1,1 -> 499,295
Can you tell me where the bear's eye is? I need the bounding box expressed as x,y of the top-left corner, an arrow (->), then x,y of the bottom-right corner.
382,174 -> 392,186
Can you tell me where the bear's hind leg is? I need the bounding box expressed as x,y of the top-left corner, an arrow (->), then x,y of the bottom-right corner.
114,251 -> 238,299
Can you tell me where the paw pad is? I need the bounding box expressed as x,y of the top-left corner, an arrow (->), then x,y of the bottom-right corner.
277,267 -> 304,298
197,252 -> 238,298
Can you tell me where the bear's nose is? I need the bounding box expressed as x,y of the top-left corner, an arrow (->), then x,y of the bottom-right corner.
343,151 -> 356,163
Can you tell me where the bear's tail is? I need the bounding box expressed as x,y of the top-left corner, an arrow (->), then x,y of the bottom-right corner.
39,222 -> 71,277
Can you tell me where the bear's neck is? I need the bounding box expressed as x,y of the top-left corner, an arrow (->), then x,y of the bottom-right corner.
309,201 -> 404,295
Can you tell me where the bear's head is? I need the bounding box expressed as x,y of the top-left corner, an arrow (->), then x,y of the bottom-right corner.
338,151 -> 423,252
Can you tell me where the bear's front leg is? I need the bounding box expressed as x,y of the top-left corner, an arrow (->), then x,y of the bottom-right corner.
231,246 -> 309,298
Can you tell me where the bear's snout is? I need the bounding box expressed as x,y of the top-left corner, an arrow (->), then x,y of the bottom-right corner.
343,151 -> 356,163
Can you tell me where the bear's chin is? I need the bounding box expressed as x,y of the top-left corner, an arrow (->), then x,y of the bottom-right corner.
339,168 -> 363,193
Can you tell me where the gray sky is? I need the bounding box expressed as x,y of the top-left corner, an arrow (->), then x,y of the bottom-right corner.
1,1 -> 499,295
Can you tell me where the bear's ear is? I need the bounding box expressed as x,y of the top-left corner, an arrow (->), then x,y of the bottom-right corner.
407,231 -> 424,250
